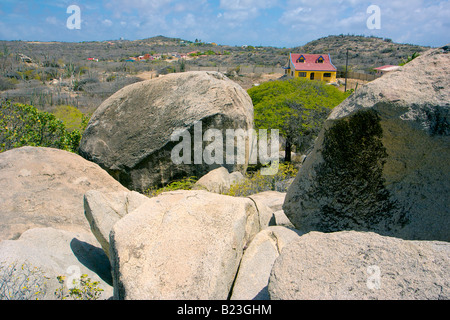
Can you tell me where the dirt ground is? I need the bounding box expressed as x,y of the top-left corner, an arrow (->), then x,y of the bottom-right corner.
136,70 -> 159,81
336,78 -> 370,92
230,72 -> 285,90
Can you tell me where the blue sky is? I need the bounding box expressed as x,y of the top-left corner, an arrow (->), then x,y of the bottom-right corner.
0,0 -> 448,47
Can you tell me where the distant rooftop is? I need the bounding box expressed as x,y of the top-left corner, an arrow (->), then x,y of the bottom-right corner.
374,65 -> 401,72
290,53 -> 337,72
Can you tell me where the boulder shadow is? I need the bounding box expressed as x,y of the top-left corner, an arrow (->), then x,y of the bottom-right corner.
70,238 -> 113,286
253,286 -> 270,300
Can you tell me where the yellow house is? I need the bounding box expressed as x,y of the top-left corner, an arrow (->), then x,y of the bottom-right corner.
285,53 -> 337,83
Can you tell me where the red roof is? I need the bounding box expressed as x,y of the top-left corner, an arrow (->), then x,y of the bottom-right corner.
373,65 -> 398,70
290,53 -> 337,72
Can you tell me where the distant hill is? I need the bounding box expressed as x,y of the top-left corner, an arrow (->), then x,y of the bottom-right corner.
0,34 -> 435,115
0,34 -> 430,73
293,35 -> 430,72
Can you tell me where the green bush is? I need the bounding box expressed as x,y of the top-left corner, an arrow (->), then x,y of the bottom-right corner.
0,100 -> 82,153
52,105 -> 90,132
55,274 -> 103,300
399,52 -> 420,66
144,176 -> 199,198
226,163 -> 298,197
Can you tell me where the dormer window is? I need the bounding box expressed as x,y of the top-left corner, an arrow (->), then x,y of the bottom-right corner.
297,55 -> 305,63
316,56 -> 324,63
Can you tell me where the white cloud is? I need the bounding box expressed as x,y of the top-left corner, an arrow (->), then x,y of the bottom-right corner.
45,16 -> 59,25
219,0 -> 278,10
102,19 -> 113,27
223,9 -> 253,22
218,0 -> 278,26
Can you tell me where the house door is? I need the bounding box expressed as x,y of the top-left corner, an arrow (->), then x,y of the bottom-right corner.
310,72 -> 315,80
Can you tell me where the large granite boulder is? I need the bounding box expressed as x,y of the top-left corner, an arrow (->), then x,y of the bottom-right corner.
79,71 -> 254,192
109,190 -> 261,300
268,231 -> 450,300
0,146 -> 128,241
283,46 -> 450,241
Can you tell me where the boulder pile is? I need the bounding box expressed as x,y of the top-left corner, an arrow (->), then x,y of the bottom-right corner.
1,56 -> 449,300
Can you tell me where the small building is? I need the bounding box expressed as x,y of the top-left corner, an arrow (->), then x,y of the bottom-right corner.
143,54 -> 153,60
373,65 -> 401,76
285,53 -> 337,83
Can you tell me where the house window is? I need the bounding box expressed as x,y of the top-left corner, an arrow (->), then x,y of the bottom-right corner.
299,72 -> 307,77
317,56 -> 324,63
323,73 -> 332,77
297,55 -> 305,63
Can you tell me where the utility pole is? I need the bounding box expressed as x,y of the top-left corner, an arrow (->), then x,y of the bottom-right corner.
344,48 -> 349,92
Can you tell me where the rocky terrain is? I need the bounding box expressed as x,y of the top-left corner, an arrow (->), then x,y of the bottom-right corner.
0,45 -> 448,300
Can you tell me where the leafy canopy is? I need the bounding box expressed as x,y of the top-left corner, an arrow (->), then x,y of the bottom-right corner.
247,78 -> 349,153
0,100 -> 84,153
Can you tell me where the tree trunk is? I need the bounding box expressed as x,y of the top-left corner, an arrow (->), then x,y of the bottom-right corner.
285,137 -> 292,162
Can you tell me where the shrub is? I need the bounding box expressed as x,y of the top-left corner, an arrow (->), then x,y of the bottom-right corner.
144,176 -> 198,197
52,105 -> 89,131
0,261 -> 104,300
106,74 -> 116,82
0,77 -> 16,91
399,52 -> 420,66
0,100 -> 82,153
55,274 -> 103,300
0,261 -> 48,300
73,77 -> 99,91
226,163 -> 298,197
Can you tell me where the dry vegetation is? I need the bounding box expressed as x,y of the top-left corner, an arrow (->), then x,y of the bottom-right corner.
0,35 -> 429,118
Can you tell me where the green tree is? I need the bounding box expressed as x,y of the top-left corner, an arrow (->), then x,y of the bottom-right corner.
248,78 -> 349,161
0,100 -> 83,153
